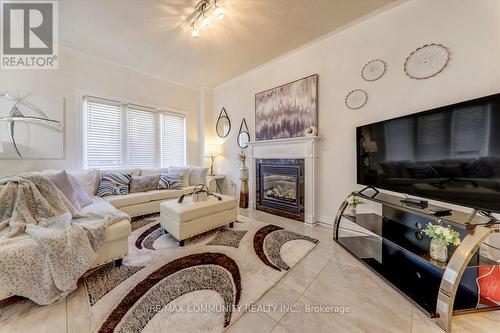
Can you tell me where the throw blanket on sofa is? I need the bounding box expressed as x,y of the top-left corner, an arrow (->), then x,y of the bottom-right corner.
0,174 -> 130,304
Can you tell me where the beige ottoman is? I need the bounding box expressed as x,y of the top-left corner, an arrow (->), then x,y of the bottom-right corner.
160,195 -> 237,246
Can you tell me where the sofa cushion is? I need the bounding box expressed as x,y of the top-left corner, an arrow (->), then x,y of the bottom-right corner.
462,159 -> 493,178
103,192 -> 150,208
189,167 -> 208,186
432,164 -> 464,178
97,172 -> 132,197
158,173 -> 183,189
140,168 -> 168,176
160,195 -> 237,223
168,167 -> 190,187
149,189 -> 184,201
130,175 -> 160,193
405,165 -> 439,179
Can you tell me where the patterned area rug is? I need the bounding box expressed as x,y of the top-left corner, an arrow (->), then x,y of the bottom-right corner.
84,214 -> 318,332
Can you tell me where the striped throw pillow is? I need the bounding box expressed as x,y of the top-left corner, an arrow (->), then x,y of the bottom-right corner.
189,167 -> 208,186
96,172 -> 132,197
158,173 -> 183,189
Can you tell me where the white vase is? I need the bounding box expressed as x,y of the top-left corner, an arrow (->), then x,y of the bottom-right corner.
240,165 -> 249,180
430,239 -> 448,262
348,205 -> 357,218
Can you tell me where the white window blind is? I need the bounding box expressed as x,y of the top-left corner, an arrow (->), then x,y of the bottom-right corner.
451,106 -> 489,157
84,97 -> 123,168
128,105 -> 158,168
384,118 -> 414,161
416,113 -> 447,160
161,113 -> 185,167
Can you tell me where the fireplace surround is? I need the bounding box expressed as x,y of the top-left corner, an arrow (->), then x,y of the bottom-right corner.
256,159 -> 305,221
248,136 -> 319,225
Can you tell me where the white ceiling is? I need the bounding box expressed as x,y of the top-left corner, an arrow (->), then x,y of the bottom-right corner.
60,0 -> 394,88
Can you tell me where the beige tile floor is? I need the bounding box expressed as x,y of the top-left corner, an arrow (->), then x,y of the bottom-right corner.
1,209 -> 499,333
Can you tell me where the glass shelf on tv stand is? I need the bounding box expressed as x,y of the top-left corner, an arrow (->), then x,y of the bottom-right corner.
334,192 -> 500,332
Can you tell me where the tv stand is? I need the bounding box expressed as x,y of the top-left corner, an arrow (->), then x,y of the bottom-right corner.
334,191 -> 500,332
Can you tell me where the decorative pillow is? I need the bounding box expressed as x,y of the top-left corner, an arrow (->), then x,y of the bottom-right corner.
461,159 -> 493,178
189,167 -> 208,186
405,165 -> 439,179
130,175 -> 160,193
168,167 -> 190,187
158,173 -> 183,189
432,165 -> 464,179
67,169 -> 97,196
96,172 -> 132,197
67,173 -> 93,207
380,162 -> 400,178
395,162 -> 414,178
46,171 -> 82,210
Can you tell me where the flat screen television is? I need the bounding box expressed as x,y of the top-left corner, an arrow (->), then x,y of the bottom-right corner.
357,93 -> 500,213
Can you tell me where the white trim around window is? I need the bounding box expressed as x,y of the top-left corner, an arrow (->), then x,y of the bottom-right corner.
81,93 -> 186,169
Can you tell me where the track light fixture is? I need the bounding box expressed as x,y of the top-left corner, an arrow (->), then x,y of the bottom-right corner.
190,0 -> 224,38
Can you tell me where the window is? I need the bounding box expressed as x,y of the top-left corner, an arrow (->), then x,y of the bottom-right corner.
451,105 -> 489,157
83,96 -> 186,169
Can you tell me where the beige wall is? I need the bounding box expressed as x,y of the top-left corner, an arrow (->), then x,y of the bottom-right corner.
211,0 -> 500,225
0,47 -> 200,177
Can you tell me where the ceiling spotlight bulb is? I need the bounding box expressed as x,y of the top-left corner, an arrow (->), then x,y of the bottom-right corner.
191,27 -> 200,38
214,7 -> 224,20
202,16 -> 210,28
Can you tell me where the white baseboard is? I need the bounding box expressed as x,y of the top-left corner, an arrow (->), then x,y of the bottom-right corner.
316,215 -> 334,227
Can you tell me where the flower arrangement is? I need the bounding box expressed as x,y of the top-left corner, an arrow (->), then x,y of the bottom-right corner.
348,196 -> 364,207
424,221 -> 461,246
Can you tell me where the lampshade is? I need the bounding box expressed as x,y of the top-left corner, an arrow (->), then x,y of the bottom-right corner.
205,144 -> 222,156
364,141 -> 378,153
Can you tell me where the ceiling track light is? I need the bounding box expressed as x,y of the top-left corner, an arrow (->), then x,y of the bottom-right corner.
190,0 -> 224,38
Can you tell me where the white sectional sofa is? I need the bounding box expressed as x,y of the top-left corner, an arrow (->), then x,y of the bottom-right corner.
0,166 -> 206,302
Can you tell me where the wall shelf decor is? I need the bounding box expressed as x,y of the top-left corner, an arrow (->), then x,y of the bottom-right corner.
237,118 -> 250,149
345,89 -> 368,110
216,107 -> 231,138
361,59 -> 386,81
404,43 -> 449,79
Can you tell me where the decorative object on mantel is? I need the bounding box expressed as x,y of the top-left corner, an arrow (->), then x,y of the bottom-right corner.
424,221 -> 461,262
237,118 -> 250,149
304,125 -> 317,137
345,89 -> 368,110
205,144 -> 222,176
238,150 -> 249,208
404,43 -> 449,79
0,91 -> 64,158
255,74 -> 318,141
190,0 -> 224,38
347,196 -> 364,218
216,107 -> 231,138
361,59 -> 386,82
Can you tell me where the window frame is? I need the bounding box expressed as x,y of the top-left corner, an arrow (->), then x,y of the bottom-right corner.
80,92 -> 187,169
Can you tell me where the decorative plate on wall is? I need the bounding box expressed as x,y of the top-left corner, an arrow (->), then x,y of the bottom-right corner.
361,59 -> 386,81
404,43 -> 449,79
345,89 -> 368,110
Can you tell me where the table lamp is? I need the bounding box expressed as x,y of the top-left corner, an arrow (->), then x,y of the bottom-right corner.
205,144 -> 222,176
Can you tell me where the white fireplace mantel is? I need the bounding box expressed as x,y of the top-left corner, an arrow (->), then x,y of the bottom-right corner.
247,136 -> 319,225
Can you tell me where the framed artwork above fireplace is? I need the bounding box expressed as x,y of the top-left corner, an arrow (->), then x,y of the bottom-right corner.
255,74 -> 318,141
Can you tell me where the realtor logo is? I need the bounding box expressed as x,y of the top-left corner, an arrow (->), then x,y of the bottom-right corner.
1,0 -> 58,69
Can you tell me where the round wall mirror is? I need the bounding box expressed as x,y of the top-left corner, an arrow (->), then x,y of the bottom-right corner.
237,118 -> 250,149
216,107 -> 231,138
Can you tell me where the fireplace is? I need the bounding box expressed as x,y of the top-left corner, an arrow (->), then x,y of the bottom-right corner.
256,159 -> 305,222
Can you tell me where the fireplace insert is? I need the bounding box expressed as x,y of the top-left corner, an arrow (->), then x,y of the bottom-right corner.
256,159 -> 305,221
